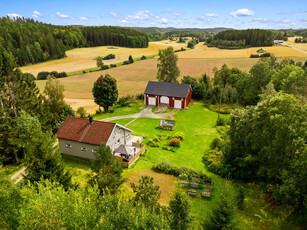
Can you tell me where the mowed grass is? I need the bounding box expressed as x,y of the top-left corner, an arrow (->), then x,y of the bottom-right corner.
61,102 -> 302,229
109,118 -> 135,126
93,100 -> 144,120
20,40 -> 183,76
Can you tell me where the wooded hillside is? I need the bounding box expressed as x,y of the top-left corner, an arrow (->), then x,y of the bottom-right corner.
0,17 -> 148,66
207,29 -> 273,48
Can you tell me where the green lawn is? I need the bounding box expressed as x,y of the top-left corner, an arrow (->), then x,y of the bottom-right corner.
93,100 -> 144,120
62,101 -> 302,229
109,118 -> 135,126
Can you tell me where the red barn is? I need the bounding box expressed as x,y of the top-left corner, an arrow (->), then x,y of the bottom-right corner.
144,81 -> 192,109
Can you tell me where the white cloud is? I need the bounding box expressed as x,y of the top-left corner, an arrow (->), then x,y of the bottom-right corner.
56,12 -> 69,19
7,13 -> 22,18
127,10 -> 150,20
206,13 -> 218,17
159,18 -> 168,24
79,16 -> 88,21
197,16 -> 206,21
230,8 -> 255,17
173,11 -> 181,16
120,19 -> 128,23
253,17 -> 270,23
295,11 -> 307,15
33,10 -> 41,16
283,19 -> 291,23
32,14 -> 39,18
110,12 -> 117,17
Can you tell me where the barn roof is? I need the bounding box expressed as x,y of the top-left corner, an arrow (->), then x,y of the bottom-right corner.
144,81 -> 191,98
57,117 -> 131,146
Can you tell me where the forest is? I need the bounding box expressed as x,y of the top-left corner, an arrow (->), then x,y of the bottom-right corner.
207,29 -> 274,48
0,17 -> 148,66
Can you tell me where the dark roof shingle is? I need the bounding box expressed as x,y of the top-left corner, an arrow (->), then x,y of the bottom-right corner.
57,117 -> 116,146
144,81 -> 191,98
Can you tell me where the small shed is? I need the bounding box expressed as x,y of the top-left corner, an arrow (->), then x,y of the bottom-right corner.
159,119 -> 175,130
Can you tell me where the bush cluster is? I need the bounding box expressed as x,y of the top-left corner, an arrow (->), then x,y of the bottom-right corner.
37,71 -> 67,80
140,55 -> 147,60
250,53 -> 271,58
110,64 -> 117,68
169,138 -> 181,147
117,95 -> 134,107
147,134 -> 163,147
103,53 -> 115,60
153,161 -> 208,179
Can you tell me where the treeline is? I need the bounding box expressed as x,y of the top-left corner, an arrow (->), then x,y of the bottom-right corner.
184,56 -> 307,215
82,26 -> 148,48
295,37 -> 307,43
207,29 -> 273,48
0,17 -> 148,66
166,31 -> 210,42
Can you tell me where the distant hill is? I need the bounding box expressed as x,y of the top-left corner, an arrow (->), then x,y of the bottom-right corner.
127,27 -> 233,35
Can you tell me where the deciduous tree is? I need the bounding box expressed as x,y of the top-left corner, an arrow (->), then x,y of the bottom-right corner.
157,47 -> 180,83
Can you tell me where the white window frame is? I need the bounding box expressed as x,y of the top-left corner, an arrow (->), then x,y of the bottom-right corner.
66,143 -> 72,148
92,149 -> 97,153
81,147 -> 87,151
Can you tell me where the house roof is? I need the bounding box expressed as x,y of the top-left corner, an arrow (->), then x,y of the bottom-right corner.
57,117 -> 119,146
144,81 -> 191,98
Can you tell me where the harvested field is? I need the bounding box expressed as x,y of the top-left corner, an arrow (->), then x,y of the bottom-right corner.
123,168 -> 177,206
284,37 -> 307,52
20,40 -> 183,76
178,43 -> 307,59
35,55 -> 306,113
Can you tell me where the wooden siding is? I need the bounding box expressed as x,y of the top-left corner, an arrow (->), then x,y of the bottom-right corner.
113,143 -> 145,168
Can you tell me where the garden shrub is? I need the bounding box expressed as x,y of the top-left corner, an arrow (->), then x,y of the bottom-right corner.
123,60 -> 130,65
136,93 -> 144,100
117,95 -> 134,107
153,162 -> 208,179
216,117 -> 227,126
110,64 -> 117,68
203,149 -> 224,174
173,132 -> 184,140
169,138 -> 181,147
147,138 -> 160,147
101,65 -> 109,70
210,137 -> 223,150
141,55 -> 147,60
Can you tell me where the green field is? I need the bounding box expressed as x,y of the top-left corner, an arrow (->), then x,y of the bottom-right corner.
61,102 -> 302,229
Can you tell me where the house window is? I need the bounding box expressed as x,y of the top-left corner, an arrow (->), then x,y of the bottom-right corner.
92,149 -> 96,153
66,143 -> 72,148
81,147 -> 87,151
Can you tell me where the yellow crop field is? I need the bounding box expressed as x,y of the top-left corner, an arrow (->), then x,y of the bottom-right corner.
178,43 -> 307,59
21,40 -> 183,76
284,37 -> 307,52
33,40 -> 306,113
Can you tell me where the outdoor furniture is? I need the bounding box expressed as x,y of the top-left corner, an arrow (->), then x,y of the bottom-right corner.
188,189 -> 197,196
190,182 -> 199,189
159,119 -> 175,130
179,175 -> 188,180
201,189 -> 211,198
203,184 -> 212,190
180,181 -> 188,187
191,177 -> 200,183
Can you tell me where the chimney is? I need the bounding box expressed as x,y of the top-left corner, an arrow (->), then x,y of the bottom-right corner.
89,116 -> 94,124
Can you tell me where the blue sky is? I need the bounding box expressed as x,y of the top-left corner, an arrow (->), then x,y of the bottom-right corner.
1,0 -> 306,29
